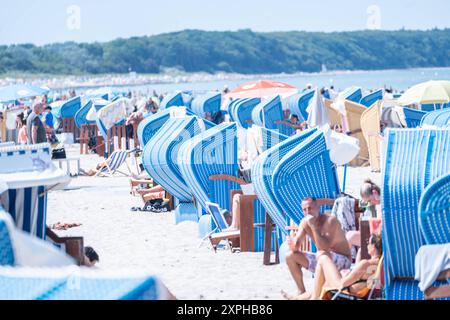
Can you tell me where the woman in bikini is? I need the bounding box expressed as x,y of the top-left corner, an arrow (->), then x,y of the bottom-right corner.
311,233 -> 382,300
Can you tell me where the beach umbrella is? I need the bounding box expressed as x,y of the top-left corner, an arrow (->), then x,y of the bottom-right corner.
226,80 -> 298,100
0,84 -> 50,103
398,80 -> 450,106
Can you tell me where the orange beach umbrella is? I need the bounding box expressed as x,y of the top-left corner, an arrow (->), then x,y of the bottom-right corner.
225,80 -> 299,100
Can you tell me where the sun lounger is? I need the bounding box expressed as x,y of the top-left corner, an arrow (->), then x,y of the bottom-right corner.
271,130 -> 341,225
421,108 -> 450,127
96,150 -> 131,177
359,89 -> 383,108
191,92 -> 222,118
178,123 -> 239,216
159,92 -> 185,110
360,101 -> 382,172
403,107 -> 427,128
382,128 -> 450,300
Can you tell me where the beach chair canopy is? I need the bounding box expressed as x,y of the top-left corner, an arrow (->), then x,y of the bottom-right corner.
403,107 -> 427,128
252,128 -> 317,232
0,144 -> 70,239
359,89 -> 384,108
420,108 -> 450,127
0,266 -> 172,300
272,130 -> 341,225
418,173 -> 450,245
59,96 -> 82,119
75,99 -> 109,128
137,107 -> 214,147
159,92 -> 185,110
251,95 -> 291,135
231,98 -> 261,129
142,116 -> 204,202
191,92 -> 222,118
337,86 -> 362,103
178,123 -> 239,214
286,89 -> 315,121
382,128 -> 450,300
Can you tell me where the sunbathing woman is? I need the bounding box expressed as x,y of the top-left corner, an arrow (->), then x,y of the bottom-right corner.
311,233 -> 383,300
346,179 -> 381,262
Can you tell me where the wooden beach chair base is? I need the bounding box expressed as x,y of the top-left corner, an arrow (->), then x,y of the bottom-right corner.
263,213 -> 279,266
46,228 -> 84,266
425,269 -> 450,300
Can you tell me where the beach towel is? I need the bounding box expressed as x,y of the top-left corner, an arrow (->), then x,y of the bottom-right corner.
306,89 -> 329,128
331,196 -> 356,233
97,98 -> 131,131
415,244 -> 450,292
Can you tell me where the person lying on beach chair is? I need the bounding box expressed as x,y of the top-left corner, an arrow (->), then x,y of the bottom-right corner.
313,234 -> 383,300
282,197 -> 352,300
131,184 -> 171,213
79,150 -> 130,177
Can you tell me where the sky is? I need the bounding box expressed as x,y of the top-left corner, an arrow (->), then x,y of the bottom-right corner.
0,0 -> 449,45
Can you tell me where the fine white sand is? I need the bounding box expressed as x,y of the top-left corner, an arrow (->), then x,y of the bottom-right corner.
47,145 -> 381,300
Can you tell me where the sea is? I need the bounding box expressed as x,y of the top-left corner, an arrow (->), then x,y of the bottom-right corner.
104,67 -> 450,96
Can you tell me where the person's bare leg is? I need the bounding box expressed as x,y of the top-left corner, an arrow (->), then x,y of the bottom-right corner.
317,254 -> 343,289
311,254 -> 326,300
282,251 -> 310,299
346,231 -> 361,247
227,194 -> 241,230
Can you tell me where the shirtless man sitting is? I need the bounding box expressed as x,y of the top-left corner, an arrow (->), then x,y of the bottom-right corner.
283,197 -> 352,300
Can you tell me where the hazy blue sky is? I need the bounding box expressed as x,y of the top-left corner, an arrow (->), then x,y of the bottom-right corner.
1,0 -> 449,45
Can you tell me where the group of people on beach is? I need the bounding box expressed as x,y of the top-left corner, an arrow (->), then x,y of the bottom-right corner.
282,179 -> 382,300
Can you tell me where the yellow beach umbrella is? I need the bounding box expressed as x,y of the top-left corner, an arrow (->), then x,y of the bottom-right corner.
398,80 -> 450,106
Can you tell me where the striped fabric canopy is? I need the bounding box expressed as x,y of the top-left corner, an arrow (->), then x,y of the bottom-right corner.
271,131 -> 341,225
359,89 -> 384,107
382,128 -> 450,300
191,92 -> 221,118
178,123 -> 239,214
285,89 -> 315,121
143,117 -> 202,202
233,98 -> 261,129
421,108 -> 450,127
159,92 -> 185,110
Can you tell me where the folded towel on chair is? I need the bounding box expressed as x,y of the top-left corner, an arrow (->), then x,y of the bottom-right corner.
415,244 -> 450,292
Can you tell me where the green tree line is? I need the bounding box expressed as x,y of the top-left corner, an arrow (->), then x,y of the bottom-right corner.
1,29 -> 450,75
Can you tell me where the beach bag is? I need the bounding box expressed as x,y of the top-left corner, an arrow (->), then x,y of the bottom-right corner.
51,148 -> 66,159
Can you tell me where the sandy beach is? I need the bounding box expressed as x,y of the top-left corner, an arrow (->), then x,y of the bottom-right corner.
46,145 -> 381,300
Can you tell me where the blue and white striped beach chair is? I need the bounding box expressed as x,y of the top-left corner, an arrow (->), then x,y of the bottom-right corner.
95,150 -> 131,177
137,107 -> 205,147
191,92 -> 222,118
252,128 -> 318,232
233,98 -> 261,129
403,107 -> 427,128
271,130 -> 341,225
359,89 -> 384,108
382,128 -> 450,300
286,89 -> 315,121
178,123 -> 239,216
339,86 -> 363,103
143,117 -> 206,223
252,95 -> 292,136
420,108 -> 450,127
419,172 -> 450,245
159,92 -> 185,110
0,144 -> 58,239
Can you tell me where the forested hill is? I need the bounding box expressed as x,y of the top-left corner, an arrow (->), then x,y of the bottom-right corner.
1,29 -> 450,75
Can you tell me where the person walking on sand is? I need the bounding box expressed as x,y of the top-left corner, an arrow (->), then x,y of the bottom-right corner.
26,102 -> 47,145
282,197 -> 352,300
